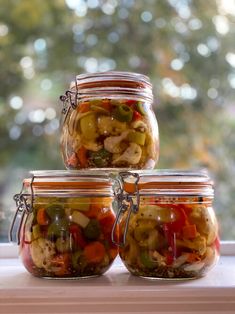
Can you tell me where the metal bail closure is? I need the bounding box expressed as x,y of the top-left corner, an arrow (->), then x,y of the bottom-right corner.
59,77 -> 79,126
111,172 -> 140,247
9,175 -> 35,245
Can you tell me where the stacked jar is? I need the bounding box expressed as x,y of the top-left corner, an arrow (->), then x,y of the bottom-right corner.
60,71 -> 159,170
112,170 -> 219,280
10,71 -> 219,280
10,171 -> 119,278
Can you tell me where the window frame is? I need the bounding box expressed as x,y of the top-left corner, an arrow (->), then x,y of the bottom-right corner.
1,241 -> 235,314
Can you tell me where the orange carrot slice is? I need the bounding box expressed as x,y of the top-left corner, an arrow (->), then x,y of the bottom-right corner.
84,241 -> 105,264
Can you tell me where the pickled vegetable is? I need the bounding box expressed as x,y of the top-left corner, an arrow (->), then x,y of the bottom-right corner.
80,113 -> 98,140
19,196 -> 118,278
83,219 -> 101,240
119,197 -> 219,279
113,104 -> 133,122
127,131 -> 146,146
61,98 -> 159,169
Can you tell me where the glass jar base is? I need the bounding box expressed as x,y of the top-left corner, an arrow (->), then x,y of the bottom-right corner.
40,274 -> 101,280
137,274 -> 203,281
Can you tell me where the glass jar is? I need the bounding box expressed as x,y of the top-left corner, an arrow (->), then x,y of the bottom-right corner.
60,71 -> 159,170
10,171 -> 118,279
113,170 -> 220,280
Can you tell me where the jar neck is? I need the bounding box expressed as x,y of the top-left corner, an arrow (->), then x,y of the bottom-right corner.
22,170 -> 114,198
139,195 -> 213,205
60,71 -> 153,110
118,170 -> 214,200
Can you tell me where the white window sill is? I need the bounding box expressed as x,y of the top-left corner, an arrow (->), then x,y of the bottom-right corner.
0,242 -> 235,313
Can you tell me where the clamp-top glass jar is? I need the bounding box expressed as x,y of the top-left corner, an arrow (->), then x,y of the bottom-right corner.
112,170 -> 219,280
10,171 -> 118,279
60,71 -> 159,170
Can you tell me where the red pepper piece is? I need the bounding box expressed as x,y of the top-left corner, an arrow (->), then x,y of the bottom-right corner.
67,153 -> 79,168
125,99 -> 136,107
77,146 -> 88,168
21,242 -> 34,273
78,102 -> 90,113
98,211 -> 115,233
98,211 -> 119,242
163,224 -> 179,257
37,207 -> 49,226
182,224 -> 198,239
132,110 -> 142,121
69,224 -> 87,249
164,251 -> 174,266
164,206 -> 187,233
102,99 -> 112,111
50,253 -> 70,276
214,236 -> 220,253
163,205 -> 188,259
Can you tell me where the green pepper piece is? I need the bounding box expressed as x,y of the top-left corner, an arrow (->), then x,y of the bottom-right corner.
83,219 -> 101,240
56,237 -> 71,253
88,149 -> 112,167
72,250 -> 82,269
140,251 -> 156,269
72,251 -> 87,270
46,204 -> 65,220
136,102 -> 146,115
47,219 -> 69,238
90,104 -> 109,114
128,131 -> 146,146
113,104 -> 133,122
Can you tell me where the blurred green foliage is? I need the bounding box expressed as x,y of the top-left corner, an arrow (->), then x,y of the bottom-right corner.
0,0 -> 235,241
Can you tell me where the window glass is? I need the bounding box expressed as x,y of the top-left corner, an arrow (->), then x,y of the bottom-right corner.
0,0 -> 235,241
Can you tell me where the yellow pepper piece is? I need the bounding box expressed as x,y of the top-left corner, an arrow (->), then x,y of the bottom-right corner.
80,113 -> 97,140
66,197 -> 90,211
128,130 -> 146,146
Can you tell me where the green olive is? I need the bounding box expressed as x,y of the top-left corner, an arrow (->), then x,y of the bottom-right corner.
47,219 -> 69,238
136,102 -> 146,115
113,104 -> 133,122
56,237 -> 72,253
83,219 -> 101,240
46,204 -> 65,220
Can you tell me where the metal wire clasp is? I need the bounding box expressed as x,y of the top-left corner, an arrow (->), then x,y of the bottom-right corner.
59,77 -> 79,126
9,175 -> 35,244
111,171 -> 140,247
